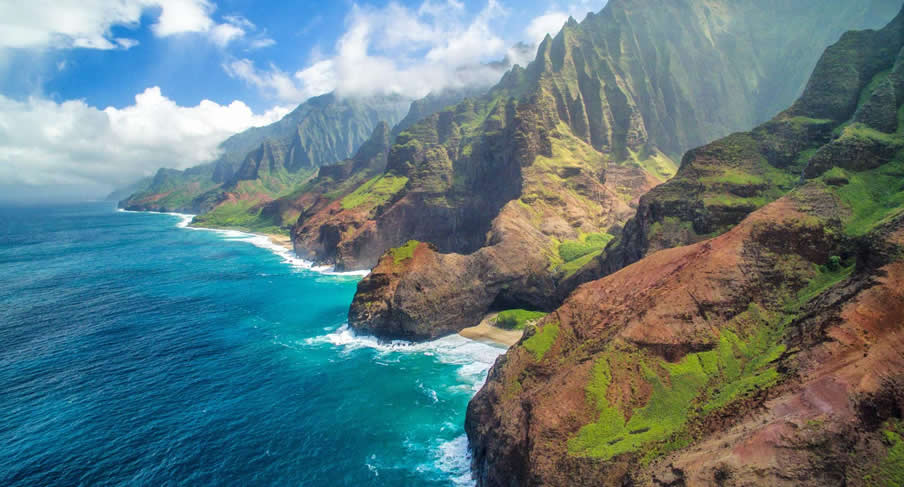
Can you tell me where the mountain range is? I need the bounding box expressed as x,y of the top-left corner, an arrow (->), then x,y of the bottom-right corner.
468,7 -> 904,484
115,0 -> 904,485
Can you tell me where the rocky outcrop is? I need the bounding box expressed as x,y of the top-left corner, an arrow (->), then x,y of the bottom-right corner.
569,11 -> 904,294
118,93 -> 409,214
338,0 -> 901,341
467,193 -> 904,486
467,12 -> 904,486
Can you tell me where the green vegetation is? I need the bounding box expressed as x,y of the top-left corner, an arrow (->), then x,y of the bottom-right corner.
786,116 -> 833,127
190,169 -> 316,234
824,158 -> 904,235
628,149 -> 678,182
648,216 -> 696,240
495,309 -> 548,330
559,251 -> 603,277
341,174 -> 409,210
700,167 -> 767,186
531,123 -> 606,174
702,193 -> 772,209
559,233 -> 614,262
192,199 -> 285,235
389,240 -> 420,264
868,420 -> 904,487
568,304 -> 787,460
523,322 -> 560,361
858,69 -> 892,111
120,94 -> 408,213
841,122 -> 902,145
794,258 -> 855,306
551,233 -> 614,277
567,215 -> 870,462
700,157 -> 797,211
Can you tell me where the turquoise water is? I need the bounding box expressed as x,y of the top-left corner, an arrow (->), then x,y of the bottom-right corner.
0,203 -> 503,486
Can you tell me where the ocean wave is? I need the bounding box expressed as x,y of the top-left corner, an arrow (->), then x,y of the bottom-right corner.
434,435 -> 475,487
304,325 -> 505,366
304,324 -> 505,400
119,208 -> 369,278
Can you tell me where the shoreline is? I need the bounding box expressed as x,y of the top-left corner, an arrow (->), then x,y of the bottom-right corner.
123,208 -> 523,349
118,208 -> 368,277
459,313 -> 524,347
262,233 -> 293,252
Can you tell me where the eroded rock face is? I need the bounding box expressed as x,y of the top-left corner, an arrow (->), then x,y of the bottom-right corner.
344,110 -> 660,338
467,11 -> 904,486
570,15 -> 904,296
119,93 -> 409,214
334,0 -> 902,341
467,194 -> 904,487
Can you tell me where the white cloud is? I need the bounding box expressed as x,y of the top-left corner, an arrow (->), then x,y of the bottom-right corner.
208,15 -> 273,48
227,0 -> 607,104
115,38 -> 140,50
210,22 -> 245,47
525,12 -> 570,45
150,0 -> 214,37
525,1 -> 604,45
0,87 -> 290,200
0,0 -> 266,51
249,38 -> 276,49
223,59 -> 309,103
226,0 -> 514,103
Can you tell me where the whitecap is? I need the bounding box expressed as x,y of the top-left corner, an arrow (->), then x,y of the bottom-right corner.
304,325 -> 505,395
119,208 -> 369,277
416,380 -> 440,404
434,435 -> 475,487
305,325 -> 505,364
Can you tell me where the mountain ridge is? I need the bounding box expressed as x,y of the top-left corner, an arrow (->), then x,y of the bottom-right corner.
333,0 -> 903,341
466,8 -> 904,485
117,93 -> 410,214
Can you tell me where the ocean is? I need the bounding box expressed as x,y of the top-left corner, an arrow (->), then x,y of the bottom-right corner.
0,202 -> 504,486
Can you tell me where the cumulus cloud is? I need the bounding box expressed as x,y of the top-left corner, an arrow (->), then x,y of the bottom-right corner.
222,59 -> 309,103
226,0 -> 607,104
525,12 -> 571,45
226,0 -> 515,103
0,87 -> 289,201
0,0 -> 267,51
525,1 -> 605,45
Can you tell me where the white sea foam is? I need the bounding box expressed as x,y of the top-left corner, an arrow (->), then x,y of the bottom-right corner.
304,325 -> 503,485
122,206 -> 491,485
305,324 -> 506,395
305,325 -> 505,368
119,208 -> 368,277
435,435 -> 476,487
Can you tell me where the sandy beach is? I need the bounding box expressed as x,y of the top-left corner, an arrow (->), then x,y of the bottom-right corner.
265,233 -> 294,252
459,313 -> 524,347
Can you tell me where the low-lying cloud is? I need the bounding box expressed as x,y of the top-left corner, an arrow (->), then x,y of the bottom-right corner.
225,0 -> 526,103
0,87 -> 288,202
225,0 -> 605,104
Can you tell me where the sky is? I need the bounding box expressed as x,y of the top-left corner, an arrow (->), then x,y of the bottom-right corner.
0,0 -> 606,203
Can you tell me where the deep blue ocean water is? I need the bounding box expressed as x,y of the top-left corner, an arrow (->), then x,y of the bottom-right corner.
0,203 -> 503,486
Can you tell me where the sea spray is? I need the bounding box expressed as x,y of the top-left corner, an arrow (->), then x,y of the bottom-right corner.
82,205 -> 501,486
303,325 -> 506,485
119,208 -> 370,277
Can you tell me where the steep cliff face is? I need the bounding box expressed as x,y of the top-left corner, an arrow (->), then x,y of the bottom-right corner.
338,0 -> 902,340
569,7 -> 904,294
193,122 -> 396,235
118,93 -> 409,214
467,12 -> 904,487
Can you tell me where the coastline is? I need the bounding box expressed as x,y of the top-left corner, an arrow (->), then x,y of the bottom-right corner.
264,233 -> 293,252
459,313 -> 524,347
118,208 -> 368,277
